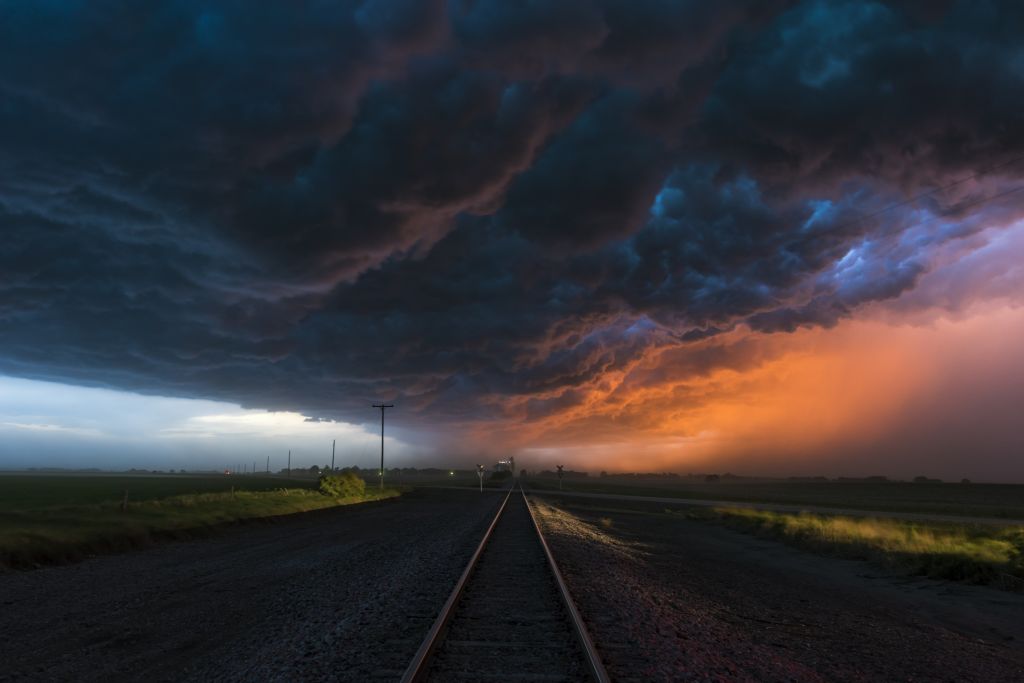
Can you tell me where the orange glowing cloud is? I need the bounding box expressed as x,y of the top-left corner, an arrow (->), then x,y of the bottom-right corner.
490,303 -> 1024,481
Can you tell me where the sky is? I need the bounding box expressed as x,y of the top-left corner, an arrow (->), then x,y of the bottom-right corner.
1,1 -> 1024,480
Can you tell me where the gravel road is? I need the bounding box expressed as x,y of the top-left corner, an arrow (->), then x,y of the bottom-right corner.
0,489 -> 503,682
530,496 -> 1024,682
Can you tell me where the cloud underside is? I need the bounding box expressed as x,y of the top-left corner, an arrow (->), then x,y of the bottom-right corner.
2,0 -> 1024,454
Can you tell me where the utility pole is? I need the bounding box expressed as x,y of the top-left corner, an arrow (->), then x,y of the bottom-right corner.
331,439 -> 336,472
372,403 -> 394,491
287,450 -> 291,477
266,456 -> 270,474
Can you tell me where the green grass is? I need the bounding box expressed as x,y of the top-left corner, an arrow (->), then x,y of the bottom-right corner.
0,473 -> 317,510
0,474 -> 399,569
526,478 -> 1024,520
698,507 -> 1024,589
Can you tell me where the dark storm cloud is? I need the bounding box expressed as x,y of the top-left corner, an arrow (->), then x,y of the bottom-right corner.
2,0 -> 1024,431
497,91 -> 672,249
699,1 -> 1024,190
231,63 -> 598,275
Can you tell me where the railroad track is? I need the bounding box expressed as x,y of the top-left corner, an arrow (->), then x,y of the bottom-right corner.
401,486 -> 610,682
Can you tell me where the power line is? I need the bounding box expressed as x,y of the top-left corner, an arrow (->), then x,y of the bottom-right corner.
814,154 -> 1024,237
897,183 -> 1024,231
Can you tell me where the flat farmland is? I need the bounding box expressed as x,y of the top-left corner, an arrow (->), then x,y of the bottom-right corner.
0,473 -> 395,569
526,477 -> 1024,520
0,472 -> 317,510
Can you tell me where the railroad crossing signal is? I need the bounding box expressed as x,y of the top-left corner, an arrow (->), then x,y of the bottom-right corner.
556,464 -> 564,491
476,464 -> 485,492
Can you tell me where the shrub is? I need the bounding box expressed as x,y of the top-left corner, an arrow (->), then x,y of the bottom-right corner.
318,472 -> 366,498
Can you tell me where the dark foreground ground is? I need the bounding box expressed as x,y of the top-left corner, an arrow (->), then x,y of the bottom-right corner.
0,489 -> 502,682
531,497 -> 1024,682
2,488 -> 1022,682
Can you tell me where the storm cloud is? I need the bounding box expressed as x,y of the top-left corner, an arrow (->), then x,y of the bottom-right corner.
2,0 -> 1024,449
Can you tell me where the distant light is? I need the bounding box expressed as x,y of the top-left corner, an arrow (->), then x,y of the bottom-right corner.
449,470 -> 454,476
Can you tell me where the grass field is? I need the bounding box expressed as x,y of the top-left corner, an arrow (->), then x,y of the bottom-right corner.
525,477 -> 1024,520
0,473 -> 321,510
0,473 -> 399,569
694,507 -> 1024,589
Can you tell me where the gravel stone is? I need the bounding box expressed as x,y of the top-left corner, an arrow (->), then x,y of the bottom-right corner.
529,497 -> 1024,682
0,489 -> 502,682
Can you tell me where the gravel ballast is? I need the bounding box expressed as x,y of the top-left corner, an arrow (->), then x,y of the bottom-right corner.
0,489 -> 503,682
529,496 -> 1024,682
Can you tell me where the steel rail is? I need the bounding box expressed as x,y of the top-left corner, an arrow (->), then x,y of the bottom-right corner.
400,486 -> 513,683
522,486 -> 612,683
